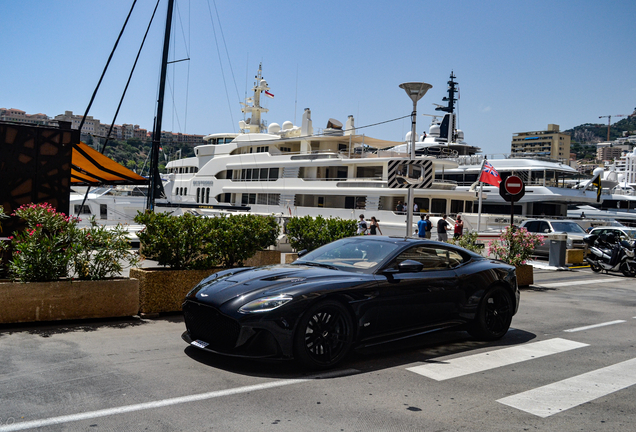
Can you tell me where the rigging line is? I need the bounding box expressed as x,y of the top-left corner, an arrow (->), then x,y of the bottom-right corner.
77,0 -> 152,218
212,0 -> 241,105
79,0 -> 137,132
101,0 -> 161,154
174,0 -> 192,133
206,0 -> 235,132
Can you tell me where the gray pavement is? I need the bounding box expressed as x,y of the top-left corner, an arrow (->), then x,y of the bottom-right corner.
2,261 -> 635,431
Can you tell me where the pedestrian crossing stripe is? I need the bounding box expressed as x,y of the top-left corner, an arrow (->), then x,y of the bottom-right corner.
497,357 -> 636,417
407,338 -> 588,381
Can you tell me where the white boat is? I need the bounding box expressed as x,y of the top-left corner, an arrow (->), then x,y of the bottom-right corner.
161,66 -> 478,237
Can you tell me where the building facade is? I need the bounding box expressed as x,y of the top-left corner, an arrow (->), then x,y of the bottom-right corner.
0,108 -> 53,126
511,124 -> 571,162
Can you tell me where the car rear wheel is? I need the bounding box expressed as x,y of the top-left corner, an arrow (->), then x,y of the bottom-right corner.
293,300 -> 354,370
468,286 -> 513,341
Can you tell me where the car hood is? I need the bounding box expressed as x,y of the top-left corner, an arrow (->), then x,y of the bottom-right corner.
189,264 -> 364,306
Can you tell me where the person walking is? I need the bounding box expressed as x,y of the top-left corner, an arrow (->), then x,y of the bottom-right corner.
417,214 -> 427,238
454,214 -> 464,239
369,216 -> 382,235
437,214 -> 450,242
424,214 -> 432,239
357,214 -> 368,235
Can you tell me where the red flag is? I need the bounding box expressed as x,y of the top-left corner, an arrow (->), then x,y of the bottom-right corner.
479,160 -> 501,187
264,90 -> 274,99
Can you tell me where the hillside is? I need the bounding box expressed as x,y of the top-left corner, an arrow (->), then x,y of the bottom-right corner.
84,113 -> 636,172
565,114 -> 636,159
85,136 -> 196,175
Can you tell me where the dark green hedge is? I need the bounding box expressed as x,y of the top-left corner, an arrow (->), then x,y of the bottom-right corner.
134,212 -> 278,269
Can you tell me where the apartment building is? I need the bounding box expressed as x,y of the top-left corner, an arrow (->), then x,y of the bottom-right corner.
511,124 -> 571,162
0,108 -> 53,126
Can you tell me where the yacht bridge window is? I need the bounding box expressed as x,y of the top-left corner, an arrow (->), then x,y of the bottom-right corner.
235,167 -> 279,181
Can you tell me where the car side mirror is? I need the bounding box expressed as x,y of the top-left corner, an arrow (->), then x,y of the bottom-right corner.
297,249 -> 308,257
396,259 -> 424,273
543,229 -> 551,233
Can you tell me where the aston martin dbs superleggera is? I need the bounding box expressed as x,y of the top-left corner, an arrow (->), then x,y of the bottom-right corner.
182,236 -> 519,369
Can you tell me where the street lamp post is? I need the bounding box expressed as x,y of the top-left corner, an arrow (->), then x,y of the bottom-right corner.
399,82 -> 432,237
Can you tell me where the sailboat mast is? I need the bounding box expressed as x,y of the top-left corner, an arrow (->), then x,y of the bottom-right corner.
146,0 -> 175,211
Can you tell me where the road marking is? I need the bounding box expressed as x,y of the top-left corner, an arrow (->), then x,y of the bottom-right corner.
407,338 -> 588,381
538,278 -> 611,288
0,369 -> 358,432
497,357 -> 636,417
564,320 -> 626,332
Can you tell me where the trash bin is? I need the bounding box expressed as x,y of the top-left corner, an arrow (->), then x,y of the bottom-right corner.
549,233 -> 567,267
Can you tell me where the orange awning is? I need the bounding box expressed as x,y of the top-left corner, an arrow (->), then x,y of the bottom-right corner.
71,142 -> 148,185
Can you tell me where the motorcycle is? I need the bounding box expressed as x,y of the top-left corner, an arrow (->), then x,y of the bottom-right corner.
584,233 -> 636,277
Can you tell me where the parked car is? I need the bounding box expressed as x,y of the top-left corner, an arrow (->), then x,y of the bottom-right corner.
588,226 -> 636,241
519,219 -> 588,254
182,236 -> 519,369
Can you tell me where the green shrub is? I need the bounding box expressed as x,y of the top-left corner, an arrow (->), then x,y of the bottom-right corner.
134,212 -> 279,269
204,214 -> 279,268
0,203 -> 79,281
449,231 -> 484,254
134,211 -> 215,270
286,216 -> 357,252
1,203 -> 140,282
72,217 -> 139,280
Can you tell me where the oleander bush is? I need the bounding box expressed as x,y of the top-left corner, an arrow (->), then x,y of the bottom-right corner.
0,203 -> 137,282
487,226 -> 544,267
134,211 -> 279,269
285,216 -> 357,252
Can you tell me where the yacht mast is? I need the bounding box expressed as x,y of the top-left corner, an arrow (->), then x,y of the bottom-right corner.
146,0 -> 174,211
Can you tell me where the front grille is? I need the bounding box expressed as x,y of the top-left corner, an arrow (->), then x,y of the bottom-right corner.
183,301 -> 241,351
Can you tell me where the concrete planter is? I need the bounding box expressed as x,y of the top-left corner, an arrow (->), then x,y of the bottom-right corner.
515,264 -> 534,287
285,253 -> 299,264
130,268 -> 221,315
244,250 -> 281,267
0,278 -> 139,324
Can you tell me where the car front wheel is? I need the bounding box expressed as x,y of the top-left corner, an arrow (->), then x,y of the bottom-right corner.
293,300 -> 354,370
468,286 -> 513,341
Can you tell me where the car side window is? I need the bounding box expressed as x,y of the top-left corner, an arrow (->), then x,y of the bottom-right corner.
539,221 -> 551,233
390,246 -> 465,271
524,221 -> 539,232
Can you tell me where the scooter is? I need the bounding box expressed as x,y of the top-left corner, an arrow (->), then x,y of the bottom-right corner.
584,233 -> 636,277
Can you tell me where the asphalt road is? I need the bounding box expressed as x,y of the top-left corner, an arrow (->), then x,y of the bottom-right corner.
1,267 -> 635,431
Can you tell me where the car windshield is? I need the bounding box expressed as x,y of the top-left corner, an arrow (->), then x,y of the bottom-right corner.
551,222 -> 587,234
295,238 -> 400,273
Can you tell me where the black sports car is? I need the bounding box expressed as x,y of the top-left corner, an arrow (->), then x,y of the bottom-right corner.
182,236 -> 519,369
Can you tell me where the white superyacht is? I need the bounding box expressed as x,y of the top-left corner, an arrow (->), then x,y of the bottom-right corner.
164,66 -> 476,236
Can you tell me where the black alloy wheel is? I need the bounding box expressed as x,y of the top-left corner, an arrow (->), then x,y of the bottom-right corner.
590,263 -> 602,273
293,300 -> 354,370
468,286 -> 513,341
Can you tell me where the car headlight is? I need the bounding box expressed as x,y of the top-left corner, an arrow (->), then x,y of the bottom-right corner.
238,295 -> 293,314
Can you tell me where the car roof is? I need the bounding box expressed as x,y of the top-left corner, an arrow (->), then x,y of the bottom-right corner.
522,219 -> 581,223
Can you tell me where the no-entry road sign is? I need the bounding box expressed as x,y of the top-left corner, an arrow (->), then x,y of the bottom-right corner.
504,175 -> 523,195
499,175 -> 525,202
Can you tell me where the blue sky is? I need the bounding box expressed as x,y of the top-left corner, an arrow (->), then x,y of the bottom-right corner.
2,0 -> 635,155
